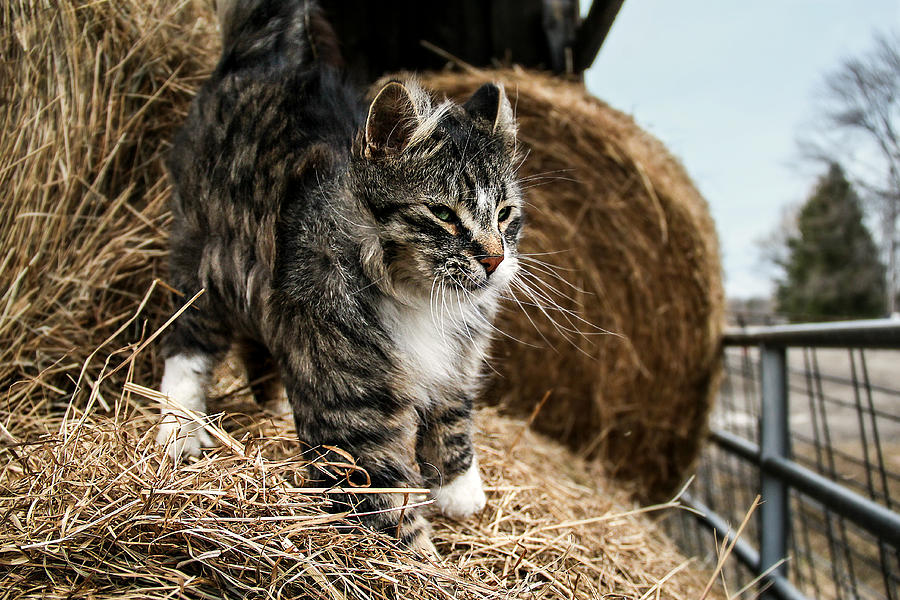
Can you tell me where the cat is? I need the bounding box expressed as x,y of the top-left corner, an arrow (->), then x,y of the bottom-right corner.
156,0 -> 523,553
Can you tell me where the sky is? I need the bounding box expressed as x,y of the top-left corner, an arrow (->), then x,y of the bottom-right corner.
583,1 -> 900,299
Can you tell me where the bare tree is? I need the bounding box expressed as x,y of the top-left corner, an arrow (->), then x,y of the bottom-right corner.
801,32 -> 900,313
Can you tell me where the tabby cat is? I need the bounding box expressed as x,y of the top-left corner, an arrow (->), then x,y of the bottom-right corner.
156,0 -> 523,552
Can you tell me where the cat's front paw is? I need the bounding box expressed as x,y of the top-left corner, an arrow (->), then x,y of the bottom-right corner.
155,413 -> 213,461
431,457 -> 487,519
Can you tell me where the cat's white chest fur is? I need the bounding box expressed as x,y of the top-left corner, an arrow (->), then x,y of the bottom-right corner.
380,299 -> 476,395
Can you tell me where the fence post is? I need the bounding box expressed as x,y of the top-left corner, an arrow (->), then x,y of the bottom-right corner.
760,343 -> 790,594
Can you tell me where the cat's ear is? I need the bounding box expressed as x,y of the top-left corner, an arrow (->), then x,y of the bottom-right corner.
364,81 -> 419,157
463,82 -> 516,138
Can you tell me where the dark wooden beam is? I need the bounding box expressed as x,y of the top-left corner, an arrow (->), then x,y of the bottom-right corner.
573,0 -> 625,72
323,0 -> 553,84
322,0 -> 618,81
543,0 -> 579,74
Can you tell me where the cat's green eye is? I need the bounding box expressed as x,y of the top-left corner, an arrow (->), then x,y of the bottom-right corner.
429,204 -> 455,222
497,206 -> 512,222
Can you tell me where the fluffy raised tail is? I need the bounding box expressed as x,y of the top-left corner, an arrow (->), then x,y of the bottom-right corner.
215,0 -> 342,71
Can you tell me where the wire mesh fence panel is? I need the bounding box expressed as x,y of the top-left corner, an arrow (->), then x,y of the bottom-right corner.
664,348 -> 762,594
790,348 -> 900,512
667,331 -> 900,600
790,491 -> 900,600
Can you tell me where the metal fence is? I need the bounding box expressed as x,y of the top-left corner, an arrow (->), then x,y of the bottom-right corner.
665,319 -> 900,600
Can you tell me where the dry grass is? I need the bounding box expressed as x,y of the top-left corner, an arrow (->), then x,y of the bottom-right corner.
421,70 -> 724,502
1,348 -> 718,598
1,1 -> 727,598
0,0 -> 217,426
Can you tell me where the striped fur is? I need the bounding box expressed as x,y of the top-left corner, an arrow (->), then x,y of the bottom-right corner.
157,0 -> 522,552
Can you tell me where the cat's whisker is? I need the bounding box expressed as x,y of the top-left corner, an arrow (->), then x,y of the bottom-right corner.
501,278 -> 558,351
519,174 -> 580,185
502,266 -> 581,314
519,176 -> 582,187
482,315 -> 542,348
447,277 -> 501,353
510,277 -> 586,338
514,259 -> 582,302
433,276 -> 445,343
429,276 -> 441,331
517,249 -> 575,257
512,274 -> 618,342
459,284 -> 541,349
518,167 -> 576,182
454,128 -> 473,181
520,199 -> 550,213
449,285 -> 475,341
514,270 -> 610,335
511,147 -> 531,174
494,289 -> 586,332
351,274 -> 389,295
517,264 -> 584,304
452,286 -> 502,377
508,280 -> 599,358
326,205 -> 378,230
518,177 -> 581,192
517,258 -> 586,292
438,277 -> 452,347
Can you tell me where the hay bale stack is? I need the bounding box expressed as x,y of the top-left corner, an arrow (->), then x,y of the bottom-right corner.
0,1 -> 218,418
1,359 -> 718,599
1,2 -> 725,597
420,70 -> 724,501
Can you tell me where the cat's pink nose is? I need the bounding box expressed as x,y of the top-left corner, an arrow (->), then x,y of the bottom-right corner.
479,255 -> 504,275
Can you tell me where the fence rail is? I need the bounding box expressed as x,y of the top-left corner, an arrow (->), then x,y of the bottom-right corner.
723,319 -> 900,348
668,318 -> 900,600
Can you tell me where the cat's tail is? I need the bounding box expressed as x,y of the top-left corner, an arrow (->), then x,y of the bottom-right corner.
215,0 -> 342,71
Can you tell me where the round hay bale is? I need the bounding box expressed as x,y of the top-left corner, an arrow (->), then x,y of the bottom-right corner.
419,70 -> 724,502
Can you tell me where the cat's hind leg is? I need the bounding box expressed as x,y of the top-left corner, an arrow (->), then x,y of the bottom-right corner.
417,399 -> 487,520
156,298 -> 232,461
237,339 -> 281,405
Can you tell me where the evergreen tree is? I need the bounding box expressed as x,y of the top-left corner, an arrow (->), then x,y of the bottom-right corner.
776,163 -> 886,321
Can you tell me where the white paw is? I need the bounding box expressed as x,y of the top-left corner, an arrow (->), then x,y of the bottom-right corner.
156,413 -> 213,461
155,354 -> 213,462
431,456 -> 487,519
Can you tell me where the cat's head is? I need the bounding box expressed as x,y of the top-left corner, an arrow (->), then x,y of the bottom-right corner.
351,79 -> 523,306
